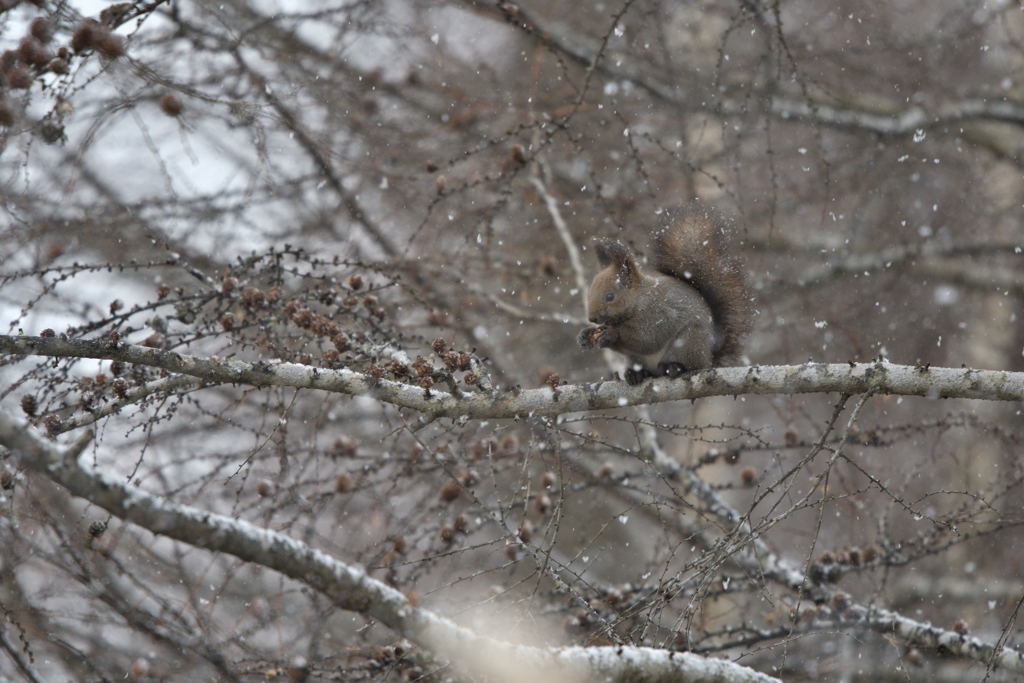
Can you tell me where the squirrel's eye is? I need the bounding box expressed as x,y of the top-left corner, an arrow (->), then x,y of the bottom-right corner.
604,292 -> 615,302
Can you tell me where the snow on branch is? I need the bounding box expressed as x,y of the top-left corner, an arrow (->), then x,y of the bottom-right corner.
0,411 -> 779,683
1,335 -> 1022,421
616,394 -> 1024,675
728,526 -> 1024,674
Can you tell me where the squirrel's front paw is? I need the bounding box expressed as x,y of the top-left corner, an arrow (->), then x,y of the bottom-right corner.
578,325 -> 605,349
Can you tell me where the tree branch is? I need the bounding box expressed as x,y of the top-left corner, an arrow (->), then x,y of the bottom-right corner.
2,336 -> 1022,422
471,1 -> 1024,135
0,411 -> 779,683
584,396 -> 1024,674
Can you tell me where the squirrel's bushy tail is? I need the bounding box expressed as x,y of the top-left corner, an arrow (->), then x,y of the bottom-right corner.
651,206 -> 752,364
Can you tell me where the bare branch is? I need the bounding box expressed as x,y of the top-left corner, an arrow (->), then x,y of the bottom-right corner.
475,1 -> 1024,135
2,337 -> 1021,421
0,411 -> 780,683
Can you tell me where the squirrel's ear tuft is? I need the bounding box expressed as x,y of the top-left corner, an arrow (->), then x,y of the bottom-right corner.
594,238 -> 639,287
593,238 -> 631,267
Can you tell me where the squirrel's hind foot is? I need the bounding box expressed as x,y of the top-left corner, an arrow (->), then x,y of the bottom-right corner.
624,366 -> 650,385
659,362 -> 692,379
624,363 -> 691,385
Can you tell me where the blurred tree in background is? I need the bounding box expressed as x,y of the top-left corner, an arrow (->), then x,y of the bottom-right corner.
1,1 -> 1023,681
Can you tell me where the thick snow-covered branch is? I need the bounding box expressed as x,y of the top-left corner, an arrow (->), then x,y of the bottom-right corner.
0,411 -> 778,683
4,332 -> 1022,673
2,336 -> 1022,421
850,603 -> 1024,673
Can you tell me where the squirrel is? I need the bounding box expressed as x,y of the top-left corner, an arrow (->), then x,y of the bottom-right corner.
577,206 -> 751,385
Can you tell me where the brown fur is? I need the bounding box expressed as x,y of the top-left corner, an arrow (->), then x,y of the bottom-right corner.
579,206 -> 751,381
651,207 -> 751,364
